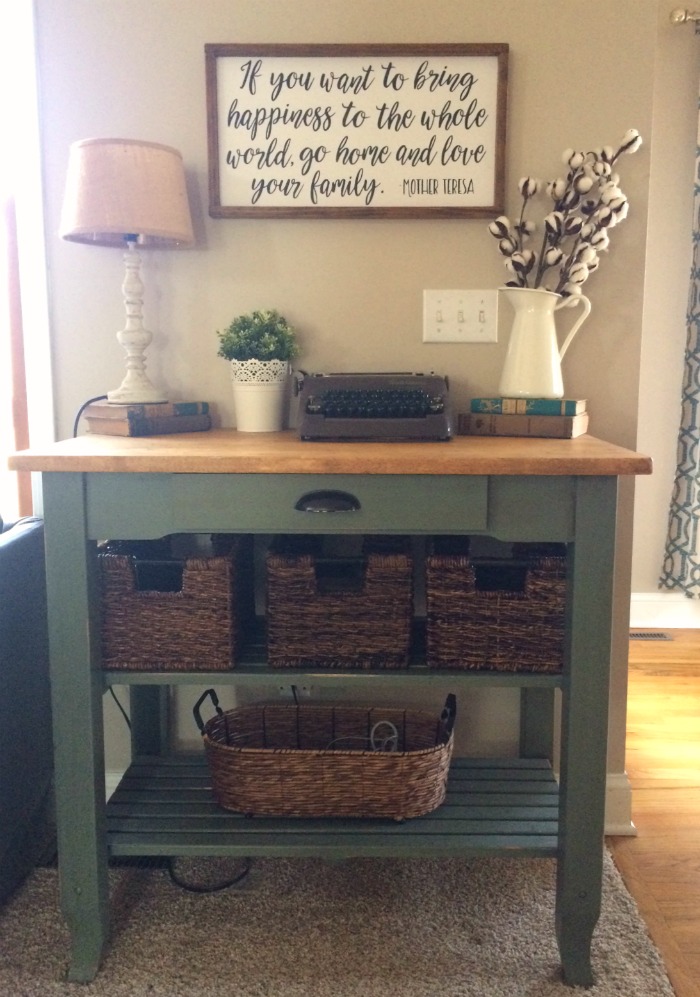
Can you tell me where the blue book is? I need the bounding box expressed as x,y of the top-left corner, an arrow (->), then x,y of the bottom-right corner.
470,397 -> 587,416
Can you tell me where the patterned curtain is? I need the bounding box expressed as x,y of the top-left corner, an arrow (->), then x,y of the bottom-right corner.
659,91 -> 700,597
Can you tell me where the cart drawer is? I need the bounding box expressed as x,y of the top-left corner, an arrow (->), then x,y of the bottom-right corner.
86,472 -> 488,537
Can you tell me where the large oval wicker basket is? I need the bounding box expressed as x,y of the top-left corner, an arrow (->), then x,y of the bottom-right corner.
193,691 -> 456,820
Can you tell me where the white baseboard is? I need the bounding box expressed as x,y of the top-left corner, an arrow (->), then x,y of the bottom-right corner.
630,591 -> 700,629
105,770 -> 125,800
605,772 -> 636,836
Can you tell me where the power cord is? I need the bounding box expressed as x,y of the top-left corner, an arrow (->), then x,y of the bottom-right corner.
167,856 -> 252,894
108,685 -> 131,730
72,394 -> 108,437
325,720 -> 400,753
108,688 -> 252,894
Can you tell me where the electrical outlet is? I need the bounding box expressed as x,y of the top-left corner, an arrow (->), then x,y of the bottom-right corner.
277,684 -> 314,700
423,289 -> 498,343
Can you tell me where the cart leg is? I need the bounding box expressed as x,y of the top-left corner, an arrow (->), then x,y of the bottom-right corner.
554,476 -> 617,989
555,861 -> 599,988
44,474 -> 110,982
64,902 -> 110,983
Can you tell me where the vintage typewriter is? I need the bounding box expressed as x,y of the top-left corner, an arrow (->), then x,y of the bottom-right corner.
297,372 -> 453,441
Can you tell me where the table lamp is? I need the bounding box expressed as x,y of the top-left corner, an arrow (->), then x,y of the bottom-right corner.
60,137 -> 194,404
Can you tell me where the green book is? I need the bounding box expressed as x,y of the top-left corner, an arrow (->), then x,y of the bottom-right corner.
470,397 -> 586,416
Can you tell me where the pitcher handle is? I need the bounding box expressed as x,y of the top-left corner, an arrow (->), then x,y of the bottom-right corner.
554,294 -> 591,360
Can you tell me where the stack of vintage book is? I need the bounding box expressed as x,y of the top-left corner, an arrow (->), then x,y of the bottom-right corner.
458,397 -> 588,438
83,400 -> 212,437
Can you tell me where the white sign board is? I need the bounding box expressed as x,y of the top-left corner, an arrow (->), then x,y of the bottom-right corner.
206,44 -> 508,218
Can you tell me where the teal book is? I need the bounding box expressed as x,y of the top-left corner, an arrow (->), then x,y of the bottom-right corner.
86,412 -> 212,436
470,397 -> 586,416
83,400 -> 210,420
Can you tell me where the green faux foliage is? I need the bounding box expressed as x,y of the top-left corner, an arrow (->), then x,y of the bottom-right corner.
216,309 -> 300,362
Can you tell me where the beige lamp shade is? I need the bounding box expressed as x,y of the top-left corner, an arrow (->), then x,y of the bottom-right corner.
60,137 -> 194,248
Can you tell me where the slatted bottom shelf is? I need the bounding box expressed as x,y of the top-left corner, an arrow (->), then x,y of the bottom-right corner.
107,756 -> 559,859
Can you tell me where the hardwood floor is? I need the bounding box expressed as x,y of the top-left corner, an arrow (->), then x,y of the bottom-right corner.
607,629 -> 700,997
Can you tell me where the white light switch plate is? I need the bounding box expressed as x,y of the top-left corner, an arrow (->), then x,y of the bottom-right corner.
423,289 -> 498,343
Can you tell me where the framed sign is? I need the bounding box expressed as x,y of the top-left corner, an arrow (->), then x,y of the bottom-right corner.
205,43 -> 508,219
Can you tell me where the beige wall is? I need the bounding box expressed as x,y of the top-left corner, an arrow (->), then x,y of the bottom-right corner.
32,0 -> 695,812
635,6 -> 698,601
36,0 -> 656,446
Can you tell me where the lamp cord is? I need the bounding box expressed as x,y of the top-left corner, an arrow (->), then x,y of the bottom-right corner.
73,394 -> 108,438
76,393 -> 250,896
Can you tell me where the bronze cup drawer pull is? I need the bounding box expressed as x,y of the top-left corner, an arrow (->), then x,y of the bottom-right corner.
294,490 -> 361,513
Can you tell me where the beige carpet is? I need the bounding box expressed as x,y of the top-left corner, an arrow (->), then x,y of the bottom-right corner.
0,851 -> 673,996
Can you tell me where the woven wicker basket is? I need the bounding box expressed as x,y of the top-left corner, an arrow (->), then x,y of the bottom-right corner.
426,541 -> 567,672
266,538 -> 413,669
193,690 -> 456,819
100,535 -> 253,671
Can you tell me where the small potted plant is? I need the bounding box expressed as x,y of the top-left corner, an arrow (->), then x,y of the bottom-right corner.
216,309 -> 300,431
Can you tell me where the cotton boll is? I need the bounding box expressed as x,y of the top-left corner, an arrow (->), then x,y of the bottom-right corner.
489,216 -> 511,238
564,216 -> 584,236
498,237 -> 517,256
574,175 -> 594,194
563,149 -> 585,169
517,176 -> 540,198
544,247 -> 563,267
547,178 -> 567,199
544,211 -> 564,237
620,129 -> 642,155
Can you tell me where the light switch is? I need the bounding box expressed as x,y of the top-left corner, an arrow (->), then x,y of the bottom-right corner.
423,290 -> 498,343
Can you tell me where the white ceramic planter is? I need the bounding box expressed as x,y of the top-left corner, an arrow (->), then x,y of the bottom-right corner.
229,359 -> 289,432
498,286 -> 591,399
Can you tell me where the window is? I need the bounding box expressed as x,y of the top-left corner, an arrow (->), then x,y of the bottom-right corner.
0,4 -> 54,520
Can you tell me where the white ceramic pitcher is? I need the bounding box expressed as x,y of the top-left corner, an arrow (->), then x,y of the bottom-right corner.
498,286 -> 591,400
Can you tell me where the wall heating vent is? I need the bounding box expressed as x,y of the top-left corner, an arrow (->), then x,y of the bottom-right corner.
629,631 -> 673,641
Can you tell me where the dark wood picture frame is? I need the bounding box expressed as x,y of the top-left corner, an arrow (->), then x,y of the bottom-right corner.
205,43 -> 508,219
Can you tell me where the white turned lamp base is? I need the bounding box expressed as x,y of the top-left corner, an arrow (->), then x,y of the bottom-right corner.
107,242 -> 167,404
